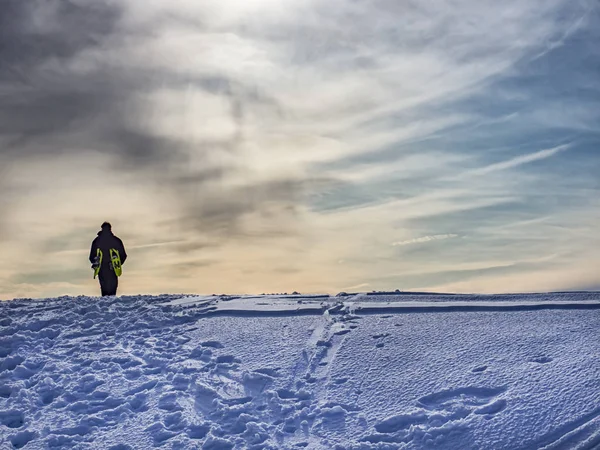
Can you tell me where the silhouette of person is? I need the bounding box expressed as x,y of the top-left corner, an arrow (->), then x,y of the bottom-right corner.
89,222 -> 127,296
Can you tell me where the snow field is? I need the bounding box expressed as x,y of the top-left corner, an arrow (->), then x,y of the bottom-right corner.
1,292 -> 599,449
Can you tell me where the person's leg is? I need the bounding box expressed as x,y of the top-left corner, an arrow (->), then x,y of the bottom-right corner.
108,275 -> 118,296
99,270 -> 117,296
103,272 -> 118,296
100,280 -> 109,296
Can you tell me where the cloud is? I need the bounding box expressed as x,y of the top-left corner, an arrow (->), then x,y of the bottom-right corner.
392,235 -> 460,247
1,0 -> 599,297
342,283 -> 370,291
0,0 -> 300,242
468,144 -> 571,176
428,257 -> 600,294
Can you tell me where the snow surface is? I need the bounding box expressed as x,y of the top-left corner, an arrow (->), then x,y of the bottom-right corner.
1,292 -> 600,449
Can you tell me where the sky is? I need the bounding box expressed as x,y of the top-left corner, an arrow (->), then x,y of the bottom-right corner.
0,0 -> 599,299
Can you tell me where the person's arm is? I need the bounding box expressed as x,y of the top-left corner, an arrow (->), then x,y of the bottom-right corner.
118,238 -> 127,264
89,238 -> 98,264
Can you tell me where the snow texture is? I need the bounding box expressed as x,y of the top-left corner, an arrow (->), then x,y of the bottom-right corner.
1,292 -> 599,449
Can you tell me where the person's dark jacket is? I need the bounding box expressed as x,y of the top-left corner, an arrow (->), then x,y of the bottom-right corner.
89,229 -> 127,271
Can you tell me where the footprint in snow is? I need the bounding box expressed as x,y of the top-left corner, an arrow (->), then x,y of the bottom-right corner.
418,386 -> 508,422
530,356 -> 553,364
158,393 -> 182,411
107,445 -> 133,450
127,393 -> 148,412
366,385 -> 508,444
10,430 -> 37,449
372,333 -> 391,339
374,411 -> 428,433
334,329 -> 352,336
474,399 -> 507,416
215,355 -> 240,364
253,367 -> 281,377
0,409 -> 25,428
187,424 -> 210,440
75,375 -> 104,394
0,355 -> 24,372
163,411 -> 187,431
0,385 -> 12,398
201,341 -> 225,349
0,345 -> 12,358
316,339 -> 333,348
124,368 -> 142,380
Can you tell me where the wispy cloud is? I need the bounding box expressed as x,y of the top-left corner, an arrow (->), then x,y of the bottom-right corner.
468,144 -> 572,176
342,283 -> 370,291
392,235 -> 460,247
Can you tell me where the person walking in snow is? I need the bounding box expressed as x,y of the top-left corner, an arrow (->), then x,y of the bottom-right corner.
89,222 -> 127,296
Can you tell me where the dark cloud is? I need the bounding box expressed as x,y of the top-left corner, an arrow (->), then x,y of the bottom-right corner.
0,0 -> 117,66
40,227 -> 93,254
176,182 -> 298,237
0,0 -> 183,166
173,177 -> 336,242
168,260 -> 216,278
0,0 -> 306,244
